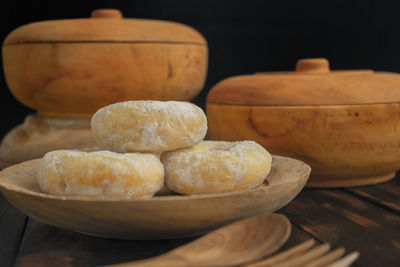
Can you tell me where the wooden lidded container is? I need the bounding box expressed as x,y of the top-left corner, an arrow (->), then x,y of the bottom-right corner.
2,9 -> 208,118
207,58 -> 400,187
0,9 -> 207,168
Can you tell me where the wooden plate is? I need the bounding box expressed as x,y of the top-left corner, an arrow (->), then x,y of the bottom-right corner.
0,155 -> 310,240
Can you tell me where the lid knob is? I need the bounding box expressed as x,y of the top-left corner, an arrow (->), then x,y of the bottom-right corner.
91,9 -> 123,19
296,58 -> 330,73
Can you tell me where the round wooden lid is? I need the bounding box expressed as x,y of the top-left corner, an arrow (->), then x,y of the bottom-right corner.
4,9 -> 206,45
207,58 -> 400,106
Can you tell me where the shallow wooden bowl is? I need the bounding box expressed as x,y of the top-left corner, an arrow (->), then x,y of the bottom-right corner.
0,155 -> 310,240
207,103 -> 400,187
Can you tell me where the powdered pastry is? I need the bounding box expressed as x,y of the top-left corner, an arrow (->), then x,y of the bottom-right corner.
91,101 -> 207,153
161,140 -> 272,194
37,150 -> 164,198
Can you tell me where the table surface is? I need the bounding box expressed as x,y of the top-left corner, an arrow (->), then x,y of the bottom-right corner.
1,174 -> 400,267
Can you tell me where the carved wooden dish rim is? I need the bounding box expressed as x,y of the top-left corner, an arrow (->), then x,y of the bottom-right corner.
0,155 -> 311,202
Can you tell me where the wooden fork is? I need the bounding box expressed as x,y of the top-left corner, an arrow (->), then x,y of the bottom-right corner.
245,239 -> 359,267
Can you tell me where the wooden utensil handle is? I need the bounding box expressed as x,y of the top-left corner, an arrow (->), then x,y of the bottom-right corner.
105,253 -> 190,267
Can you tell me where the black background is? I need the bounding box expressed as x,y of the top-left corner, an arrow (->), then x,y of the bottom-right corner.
1,0 -> 400,138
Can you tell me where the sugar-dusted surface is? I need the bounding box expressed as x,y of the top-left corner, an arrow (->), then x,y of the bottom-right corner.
161,140 -> 272,194
91,101 -> 207,153
37,150 -> 164,198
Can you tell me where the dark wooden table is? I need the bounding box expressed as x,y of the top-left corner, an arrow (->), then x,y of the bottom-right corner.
1,175 -> 400,267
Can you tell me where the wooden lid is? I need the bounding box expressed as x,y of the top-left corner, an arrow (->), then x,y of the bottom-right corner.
4,9 -> 206,45
207,58 -> 400,106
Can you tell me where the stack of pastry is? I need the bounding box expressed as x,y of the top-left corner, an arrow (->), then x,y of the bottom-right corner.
37,101 -> 272,198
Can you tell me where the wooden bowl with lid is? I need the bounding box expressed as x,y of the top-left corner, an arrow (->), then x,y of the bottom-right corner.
2,9 -> 208,118
207,58 -> 400,187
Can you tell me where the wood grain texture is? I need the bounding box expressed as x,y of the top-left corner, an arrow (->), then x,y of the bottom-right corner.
15,218 -> 194,267
245,240 -> 320,267
5,180 -> 399,266
90,9 -> 123,19
275,221 -> 321,252
3,42 -> 207,118
207,103 -> 400,187
246,240 -> 359,267
13,214 -> 290,267
108,214 -> 290,267
207,58 -> 400,106
0,155 -> 310,239
0,193 -> 27,267
0,115 -> 96,169
295,58 -> 330,73
4,9 -> 206,44
280,187 -> 400,266
346,174 -> 400,214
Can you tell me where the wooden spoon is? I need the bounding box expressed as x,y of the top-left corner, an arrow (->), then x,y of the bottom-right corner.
106,213 -> 291,267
